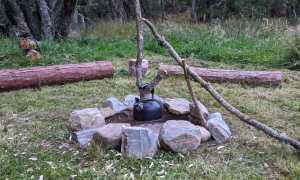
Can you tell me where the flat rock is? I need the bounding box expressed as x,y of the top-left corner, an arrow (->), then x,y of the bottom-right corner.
69,108 -> 105,131
160,120 -> 201,153
106,110 -> 134,124
198,126 -> 211,142
72,128 -> 100,146
165,98 -> 191,115
121,127 -> 159,159
135,122 -> 164,138
207,112 -> 231,144
94,123 -> 130,149
103,97 -> 127,113
99,107 -> 117,119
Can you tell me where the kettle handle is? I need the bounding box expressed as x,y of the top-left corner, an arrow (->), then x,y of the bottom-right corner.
151,88 -> 155,99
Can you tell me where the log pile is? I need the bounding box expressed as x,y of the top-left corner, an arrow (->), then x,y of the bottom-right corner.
159,64 -> 283,86
0,61 -> 114,92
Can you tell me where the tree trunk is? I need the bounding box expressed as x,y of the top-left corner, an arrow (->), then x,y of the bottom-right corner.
191,0 -> 197,22
0,61 -> 114,92
0,0 -> 77,40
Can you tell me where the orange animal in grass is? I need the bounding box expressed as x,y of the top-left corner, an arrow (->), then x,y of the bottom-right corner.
26,49 -> 42,63
19,38 -> 38,50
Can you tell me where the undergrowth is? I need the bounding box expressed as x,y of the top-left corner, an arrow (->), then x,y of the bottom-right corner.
0,19 -> 298,69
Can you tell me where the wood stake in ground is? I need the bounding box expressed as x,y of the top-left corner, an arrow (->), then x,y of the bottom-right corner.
142,18 -> 300,150
134,0 -> 166,100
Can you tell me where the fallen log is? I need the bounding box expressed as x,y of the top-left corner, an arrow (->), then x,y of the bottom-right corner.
0,61 -> 114,92
159,64 -> 283,86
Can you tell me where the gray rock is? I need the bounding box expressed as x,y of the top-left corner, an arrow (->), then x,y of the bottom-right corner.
123,95 -> 139,110
160,120 -> 202,153
121,127 -> 159,159
103,97 -> 127,113
94,123 -> 130,149
190,101 -> 209,120
69,108 -> 105,131
135,122 -> 164,138
165,98 -> 191,115
207,112 -> 231,144
99,107 -> 117,119
72,128 -> 99,146
198,126 -> 211,142
106,110 -> 134,124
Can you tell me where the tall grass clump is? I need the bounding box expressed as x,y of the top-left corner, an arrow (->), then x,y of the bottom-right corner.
278,33 -> 300,70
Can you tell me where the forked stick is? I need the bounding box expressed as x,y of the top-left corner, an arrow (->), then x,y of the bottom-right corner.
134,0 -> 165,100
142,18 -> 300,150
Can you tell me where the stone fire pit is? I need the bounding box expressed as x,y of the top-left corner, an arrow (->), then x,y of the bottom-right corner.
69,95 -> 232,159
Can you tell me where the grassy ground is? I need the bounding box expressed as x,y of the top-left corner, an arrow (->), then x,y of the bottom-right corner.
0,20 -> 300,179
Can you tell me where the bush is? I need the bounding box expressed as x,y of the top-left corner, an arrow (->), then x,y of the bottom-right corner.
279,34 -> 300,70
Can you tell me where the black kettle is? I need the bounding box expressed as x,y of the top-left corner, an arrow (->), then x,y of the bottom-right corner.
133,89 -> 163,121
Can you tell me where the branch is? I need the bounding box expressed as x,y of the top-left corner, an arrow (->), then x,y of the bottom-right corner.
183,60 -> 207,127
135,0 -> 144,90
134,0 -> 165,99
146,68 -> 168,90
142,18 -> 300,150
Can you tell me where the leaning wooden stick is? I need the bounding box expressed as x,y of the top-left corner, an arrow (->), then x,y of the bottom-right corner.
142,18 -> 300,150
182,60 -> 208,127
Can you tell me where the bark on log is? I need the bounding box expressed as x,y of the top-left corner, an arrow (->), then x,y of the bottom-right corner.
159,64 -> 283,86
0,61 -> 114,92
142,18 -> 300,150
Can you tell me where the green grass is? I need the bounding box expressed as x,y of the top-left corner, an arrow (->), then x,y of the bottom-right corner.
0,19 -> 300,179
0,58 -> 300,179
0,19 -> 298,69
